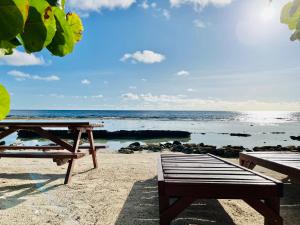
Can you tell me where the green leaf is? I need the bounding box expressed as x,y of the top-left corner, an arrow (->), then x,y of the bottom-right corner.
66,12 -> 84,43
281,1 -> 300,30
0,38 -> 21,55
0,0 -> 29,40
47,7 -> 74,57
0,84 -> 10,120
20,0 -> 56,53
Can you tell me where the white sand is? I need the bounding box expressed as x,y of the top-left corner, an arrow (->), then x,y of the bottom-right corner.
0,152 -> 299,225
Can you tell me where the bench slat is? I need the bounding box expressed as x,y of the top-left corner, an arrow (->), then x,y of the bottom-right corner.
0,152 -> 85,159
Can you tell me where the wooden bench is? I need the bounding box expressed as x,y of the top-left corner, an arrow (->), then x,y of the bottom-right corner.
158,154 -> 283,225
0,122 -> 104,184
240,151 -> 300,180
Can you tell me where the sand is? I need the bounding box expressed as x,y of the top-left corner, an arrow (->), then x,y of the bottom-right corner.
0,152 -> 300,225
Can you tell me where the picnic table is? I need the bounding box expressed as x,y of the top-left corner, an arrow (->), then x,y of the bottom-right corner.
240,151 -> 300,180
158,154 -> 283,225
0,122 -> 104,184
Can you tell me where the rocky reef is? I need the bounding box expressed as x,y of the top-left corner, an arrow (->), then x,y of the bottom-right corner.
17,130 -> 191,139
118,141 -> 300,158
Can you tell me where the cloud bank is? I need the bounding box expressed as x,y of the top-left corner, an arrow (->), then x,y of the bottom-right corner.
8,70 -> 60,81
0,50 -> 45,66
68,0 -> 135,12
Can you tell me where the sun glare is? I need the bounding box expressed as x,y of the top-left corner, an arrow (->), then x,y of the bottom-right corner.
261,5 -> 276,23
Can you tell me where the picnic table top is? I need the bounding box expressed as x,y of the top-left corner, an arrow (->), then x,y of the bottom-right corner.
0,122 -> 103,128
158,154 -> 283,198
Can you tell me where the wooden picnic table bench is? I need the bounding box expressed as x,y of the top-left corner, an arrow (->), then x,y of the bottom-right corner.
0,122 -> 105,184
240,151 -> 300,180
158,154 -> 283,225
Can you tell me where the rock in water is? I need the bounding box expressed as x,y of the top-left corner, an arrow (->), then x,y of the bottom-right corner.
230,133 -> 251,137
291,136 -> 300,141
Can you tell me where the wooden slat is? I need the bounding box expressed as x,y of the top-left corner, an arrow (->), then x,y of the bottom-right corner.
164,170 -> 253,175
164,174 -> 266,180
164,179 -> 274,184
0,145 -> 106,150
0,151 -> 85,159
0,122 -> 103,128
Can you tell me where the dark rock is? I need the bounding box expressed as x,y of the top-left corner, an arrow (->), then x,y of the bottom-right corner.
230,133 -> 251,137
173,141 -> 182,146
215,145 -> 245,158
124,142 -> 142,151
271,132 -> 286,134
0,141 -> 5,146
118,148 -> 134,154
147,144 -> 161,152
171,144 -> 185,152
18,129 -> 191,140
291,136 -> 300,141
253,145 -> 299,152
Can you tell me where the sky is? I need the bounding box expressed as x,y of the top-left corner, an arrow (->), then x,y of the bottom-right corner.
1,0 -> 300,111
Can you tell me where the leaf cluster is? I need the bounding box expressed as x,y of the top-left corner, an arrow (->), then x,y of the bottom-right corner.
0,0 -> 83,56
281,0 -> 300,41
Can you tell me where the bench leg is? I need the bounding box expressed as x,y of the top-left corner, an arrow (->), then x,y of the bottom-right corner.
159,195 -> 195,225
244,198 -> 282,225
64,159 -> 75,184
264,198 -> 282,225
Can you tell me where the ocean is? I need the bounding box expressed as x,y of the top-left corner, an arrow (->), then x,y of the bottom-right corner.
3,110 -> 300,150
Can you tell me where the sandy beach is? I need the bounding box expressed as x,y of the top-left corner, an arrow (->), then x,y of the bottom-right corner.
0,152 -> 299,225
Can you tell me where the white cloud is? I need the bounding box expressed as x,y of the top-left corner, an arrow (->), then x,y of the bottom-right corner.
177,70 -> 190,77
193,19 -> 206,28
91,94 -> 103,98
187,88 -> 196,92
8,70 -> 60,81
129,86 -> 137,89
139,0 -> 149,9
50,93 -> 65,98
121,50 -> 165,64
141,78 -> 147,82
68,0 -> 135,12
170,0 -> 233,9
163,9 -> 171,19
0,50 -> 45,66
122,92 -> 140,100
120,92 -> 300,111
81,79 -> 91,85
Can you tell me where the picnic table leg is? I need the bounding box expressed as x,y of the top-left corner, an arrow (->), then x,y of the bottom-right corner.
87,129 -> 98,169
64,130 -> 82,184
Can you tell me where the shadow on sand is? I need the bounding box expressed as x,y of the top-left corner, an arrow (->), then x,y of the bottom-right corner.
0,173 -> 63,209
114,177 -> 236,225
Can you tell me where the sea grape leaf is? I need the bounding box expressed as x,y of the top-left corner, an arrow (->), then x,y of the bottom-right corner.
20,0 -> 56,53
281,1 -> 300,30
47,7 -> 74,57
66,12 -> 84,43
0,38 -> 21,55
0,84 -> 10,120
0,0 -> 29,40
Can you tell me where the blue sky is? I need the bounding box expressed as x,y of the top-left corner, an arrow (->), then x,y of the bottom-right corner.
1,0 -> 300,111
